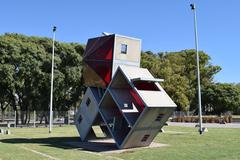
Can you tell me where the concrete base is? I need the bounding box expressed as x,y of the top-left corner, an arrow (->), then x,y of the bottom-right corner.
64,138 -> 169,154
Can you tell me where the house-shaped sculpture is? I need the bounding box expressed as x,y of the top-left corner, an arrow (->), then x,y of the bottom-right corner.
75,34 -> 177,149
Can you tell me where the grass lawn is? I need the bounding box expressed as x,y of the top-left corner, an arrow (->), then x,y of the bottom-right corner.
0,125 -> 239,160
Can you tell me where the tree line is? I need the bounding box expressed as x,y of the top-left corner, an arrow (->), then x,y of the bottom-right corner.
0,33 -> 84,124
141,51 -> 240,114
0,33 -> 240,124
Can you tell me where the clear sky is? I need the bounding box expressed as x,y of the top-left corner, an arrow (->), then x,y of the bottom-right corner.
0,0 -> 239,83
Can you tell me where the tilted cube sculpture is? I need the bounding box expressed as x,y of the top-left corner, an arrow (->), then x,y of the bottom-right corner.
75,34 -> 177,149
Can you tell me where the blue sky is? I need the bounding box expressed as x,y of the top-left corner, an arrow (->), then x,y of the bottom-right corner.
1,0 -> 239,83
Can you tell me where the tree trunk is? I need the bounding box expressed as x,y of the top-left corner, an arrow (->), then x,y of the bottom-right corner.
45,114 -> 48,125
0,102 -> 8,123
20,110 -> 25,124
11,94 -> 19,125
24,110 -> 28,124
27,111 -> 31,124
1,110 -> 4,123
40,113 -> 43,124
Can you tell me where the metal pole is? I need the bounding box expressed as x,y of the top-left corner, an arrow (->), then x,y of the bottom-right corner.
33,110 -> 36,128
49,26 -> 56,133
68,110 -> 70,125
190,4 -> 203,134
14,110 -> 16,128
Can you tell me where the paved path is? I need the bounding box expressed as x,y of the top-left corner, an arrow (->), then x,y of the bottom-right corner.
168,122 -> 240,128
65,139 -> 168,154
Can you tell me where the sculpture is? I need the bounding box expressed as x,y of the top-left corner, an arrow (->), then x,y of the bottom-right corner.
75,34 -> 176,149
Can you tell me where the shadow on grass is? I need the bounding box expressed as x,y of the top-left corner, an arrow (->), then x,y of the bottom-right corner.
0,137 -> 118,152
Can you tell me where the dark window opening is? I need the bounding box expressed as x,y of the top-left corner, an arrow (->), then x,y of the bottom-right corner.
78,115 -> 83,124
121,44 -> 127,54
141,134 -> 150,142
155,114 -> 164,121
133,81 -> 160,91
86,98 -> 91,106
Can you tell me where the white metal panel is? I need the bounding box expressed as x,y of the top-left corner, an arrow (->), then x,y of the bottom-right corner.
119,65 -> 154,80
112,60 -> 140,78
137,90 -> 176,107
114,35 -> 141,62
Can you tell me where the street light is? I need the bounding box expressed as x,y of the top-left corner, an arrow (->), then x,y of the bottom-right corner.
49,26 -> 56,133
190,4 -> 203,134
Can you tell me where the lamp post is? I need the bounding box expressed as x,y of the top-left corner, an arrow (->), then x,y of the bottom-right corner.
190,4 -> 203,134
49,26 -> 56,133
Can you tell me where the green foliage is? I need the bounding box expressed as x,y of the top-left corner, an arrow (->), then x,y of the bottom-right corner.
202,83 -> 240,115
0,33 -> 84,123
141,50 -> 222,112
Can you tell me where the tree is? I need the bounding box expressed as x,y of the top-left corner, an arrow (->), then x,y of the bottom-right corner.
0,33 -> 84,124
202,83 -> 240,115
141,50 -> 221,111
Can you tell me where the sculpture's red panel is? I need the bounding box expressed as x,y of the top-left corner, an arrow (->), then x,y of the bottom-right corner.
83,35 -> 114,88
130,89 -> 145,111
85,60 -> 112,88
83,63 -> 106,88
85,36 -> 114,61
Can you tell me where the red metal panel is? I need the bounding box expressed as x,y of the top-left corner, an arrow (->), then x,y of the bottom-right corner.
83,62 -> 106,88
84,37 -> 107,58
85,36 -> 114,60
83,35 -> 115,88
129,89 -> 145,111
85,60 -> 112,88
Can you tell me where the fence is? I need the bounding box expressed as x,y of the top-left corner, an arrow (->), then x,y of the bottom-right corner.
0,110 -> 76,128
1,110 -> 240,128
170,111 -> 240,123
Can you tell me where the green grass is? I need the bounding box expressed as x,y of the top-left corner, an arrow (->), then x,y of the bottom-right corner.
0,126 -> 240,160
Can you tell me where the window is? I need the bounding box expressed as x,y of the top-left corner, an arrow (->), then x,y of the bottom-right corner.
86,98 -> 91,107
155,114 -> 164,121
123,103 -> 128,108
121,44 -> 127,54
141,134 -> 150,142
